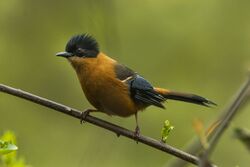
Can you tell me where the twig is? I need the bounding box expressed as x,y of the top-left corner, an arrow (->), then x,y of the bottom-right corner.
166,74 -> 250,167
0,84 -> 199,166
199,74 -> 250,166
234,127 -> 250,151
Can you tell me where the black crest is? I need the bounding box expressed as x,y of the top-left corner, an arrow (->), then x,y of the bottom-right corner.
65,34 -> 99,54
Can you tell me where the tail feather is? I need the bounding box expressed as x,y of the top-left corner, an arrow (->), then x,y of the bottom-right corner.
154,88 -> 216,107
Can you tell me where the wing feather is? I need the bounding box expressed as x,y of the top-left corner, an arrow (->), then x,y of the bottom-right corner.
114,63 -> 166,109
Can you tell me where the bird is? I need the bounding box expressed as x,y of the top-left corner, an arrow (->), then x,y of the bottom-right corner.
56,33 -> 216,137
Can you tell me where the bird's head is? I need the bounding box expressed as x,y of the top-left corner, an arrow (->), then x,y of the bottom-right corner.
56,34 -> 99,59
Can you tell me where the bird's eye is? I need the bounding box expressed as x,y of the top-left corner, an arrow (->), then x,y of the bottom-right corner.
76,48 -> 86,57
76,48 -> 85,53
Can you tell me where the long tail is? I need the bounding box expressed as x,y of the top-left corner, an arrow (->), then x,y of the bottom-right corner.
154,88 -> 216,107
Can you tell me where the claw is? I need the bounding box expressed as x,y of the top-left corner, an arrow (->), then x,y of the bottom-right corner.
80,109 -> 94,124
134,125 -> 140,143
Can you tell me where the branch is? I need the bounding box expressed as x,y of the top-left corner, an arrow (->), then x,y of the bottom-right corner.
0,84 -> 199,166
167,74 -> 250,167
199,74 -> 250,166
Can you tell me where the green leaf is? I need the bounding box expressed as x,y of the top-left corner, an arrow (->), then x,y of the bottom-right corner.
0,140 -> 18,155
161,120 -> 174,143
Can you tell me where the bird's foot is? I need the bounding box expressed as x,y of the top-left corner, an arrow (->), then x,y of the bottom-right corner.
80,109 -> 93,124
134,126 -> 140,143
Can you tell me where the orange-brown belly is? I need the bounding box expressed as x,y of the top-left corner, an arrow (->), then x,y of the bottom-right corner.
81,76 -> 139,117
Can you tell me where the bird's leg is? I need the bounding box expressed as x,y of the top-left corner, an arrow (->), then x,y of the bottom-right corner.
134,112 -> 140,142
80,109 -> 97,124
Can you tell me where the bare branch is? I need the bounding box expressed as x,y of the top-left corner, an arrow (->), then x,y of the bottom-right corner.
199,75 -> 250,166
0,84 -> 200,165
166,75 -> 250,167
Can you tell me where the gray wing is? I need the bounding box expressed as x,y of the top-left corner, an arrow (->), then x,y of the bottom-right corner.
115,63 -> 136,80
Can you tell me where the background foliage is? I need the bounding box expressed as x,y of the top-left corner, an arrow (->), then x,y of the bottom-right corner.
0,131 -> 29,167
0,0 -> 250,166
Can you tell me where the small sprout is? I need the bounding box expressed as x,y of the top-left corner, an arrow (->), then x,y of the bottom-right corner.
0,140 -> 18,155
161,120 -> 174,143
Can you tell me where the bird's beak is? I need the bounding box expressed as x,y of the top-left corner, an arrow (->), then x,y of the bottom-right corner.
56,52 -> 73,58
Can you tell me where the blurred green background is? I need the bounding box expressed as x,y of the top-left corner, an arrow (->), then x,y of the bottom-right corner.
0,0 -> 250,166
